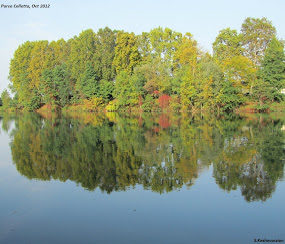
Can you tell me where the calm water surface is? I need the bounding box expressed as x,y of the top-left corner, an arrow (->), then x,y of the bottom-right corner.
0,112 -> 284,244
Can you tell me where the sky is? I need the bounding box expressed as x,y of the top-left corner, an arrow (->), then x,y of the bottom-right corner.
0,0 -> 284,94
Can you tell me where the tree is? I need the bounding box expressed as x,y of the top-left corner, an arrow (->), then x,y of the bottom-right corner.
174,32 -> 198,75
222,55 -> 256,94
113,32 -> 141,74
98,79 -> 114,102
27,41 -> 49,90
68,29 -> 97,84
241,17 -> 276,68
196,53 -> 223,108
258,37 -> 285,101
41,63 -> 72,107
78,62 -> 99,99
252,78 -> 273,108
114,71 -> 143,107
53,64 -> 71,107
1,89 -> 11,109
213,26 -> 257,96
9,41 -> 36,107
41,69 -> 56,105
180,67 -> 198,110
135,57 -> 170,94
213,28 -> 243,62
216,80 -> 243,111
148,27 -> 182,64
93,27 -> 117,81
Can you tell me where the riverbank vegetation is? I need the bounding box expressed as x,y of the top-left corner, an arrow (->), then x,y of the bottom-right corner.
2,17 -> 285,112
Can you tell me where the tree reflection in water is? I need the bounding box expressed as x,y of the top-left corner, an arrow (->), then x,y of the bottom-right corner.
4,112 -> 285,202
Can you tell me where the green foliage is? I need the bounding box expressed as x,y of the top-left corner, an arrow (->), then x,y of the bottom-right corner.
213,28 -> 243,61
68,29 -> 97,83
7,20 -> 284,111
9,41 -> 35,107
148,27 -> 182,64
41,63 -> 71,107
255,102 -> 269,112
258,37 -> 285,101
78,62 -> 99,99
27,90 -> 41,110
1,89 -> 11,109
93,27 -> 117,81
114,71 -> 142,107
113,32 -> 141,74
98,79 -> 114,102
179,66 -> 198,110
217,81 -> 244,111
141,94 -> 154,111
252,78 -> 274,104
41,69 -> 56,105
7,112 -> 285,201
241,17 -> 276,67
53,64 -> 71,107
135,57 -> 171,94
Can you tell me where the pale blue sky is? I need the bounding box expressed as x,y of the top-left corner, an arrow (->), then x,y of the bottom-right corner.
0,0 -> 284,93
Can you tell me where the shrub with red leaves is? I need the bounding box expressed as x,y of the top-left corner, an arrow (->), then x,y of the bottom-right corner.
159,114 -> 171,129
158,94 -> 171,109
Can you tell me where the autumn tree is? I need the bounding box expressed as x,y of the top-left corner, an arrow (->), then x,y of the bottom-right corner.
213,27 -> 256,96
241,17 -> 276,68
113,32 -> 141,74
68,29 -> 97,84
9,41 -> 36,107
213,28 -> 243,61
93,27 -> 117,81
45,39 -> 70,70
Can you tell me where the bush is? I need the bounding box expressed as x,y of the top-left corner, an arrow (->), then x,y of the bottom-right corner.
105,100 -> 119,111
82,97 -> 104,111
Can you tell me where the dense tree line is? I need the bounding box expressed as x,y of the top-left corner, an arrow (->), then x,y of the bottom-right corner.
3,17 -> 285,111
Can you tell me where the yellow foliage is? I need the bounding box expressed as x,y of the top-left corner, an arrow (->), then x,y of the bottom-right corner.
82,97 -> 104,111
105,100 -> 119,112
222,56 -> 257,90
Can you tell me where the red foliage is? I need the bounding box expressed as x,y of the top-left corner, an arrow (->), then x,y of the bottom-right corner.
153,127 -> 160,133
159,114 -> 171,129
153,90 -> 159,98
158,94 -> 171,109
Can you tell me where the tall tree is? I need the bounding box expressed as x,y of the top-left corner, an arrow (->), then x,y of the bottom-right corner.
213,28 -> 243,62
148,27 -> 182,64
27,41 -> 49,90
68,29 -> 97,84
0,89 -> 11,109
113,32 -> 141,74
78,62 -> 99,99
45,39 -> 70,69
93,27 -> 117,81
9,41 -> 36,107
241,17 -> 276,68
258,37 -> 285,100
53,64 -> 71,107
